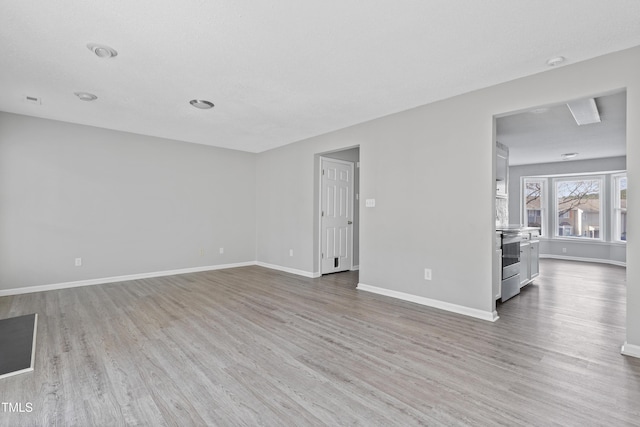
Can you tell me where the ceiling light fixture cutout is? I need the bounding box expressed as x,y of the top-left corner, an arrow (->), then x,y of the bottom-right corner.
87,43 -> 118,58
190,99 -> 214,109
74,92 -> 98,101
566,98 -> 601,126
546,56 -> 565,67
561,152 -> 578,161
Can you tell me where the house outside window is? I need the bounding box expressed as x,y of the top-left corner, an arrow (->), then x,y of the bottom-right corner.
555,178 -> 602,239
613,174 -> 627,241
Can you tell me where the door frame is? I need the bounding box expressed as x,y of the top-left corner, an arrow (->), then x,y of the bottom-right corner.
318,156 -> 355,275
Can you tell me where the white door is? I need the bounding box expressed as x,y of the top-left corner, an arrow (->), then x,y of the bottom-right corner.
321,158 -> 354,274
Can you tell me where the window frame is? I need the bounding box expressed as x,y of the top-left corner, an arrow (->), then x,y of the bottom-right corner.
612,173 -> 627,243
553,175 -> 604,241
522,177 -> 546,236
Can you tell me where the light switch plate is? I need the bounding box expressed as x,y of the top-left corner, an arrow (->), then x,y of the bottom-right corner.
365,199 -> 376,207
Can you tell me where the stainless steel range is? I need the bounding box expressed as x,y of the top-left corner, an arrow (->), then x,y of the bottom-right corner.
501,231 -> 523,302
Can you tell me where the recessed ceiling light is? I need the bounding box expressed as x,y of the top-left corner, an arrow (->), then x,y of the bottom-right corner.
24,95 -> 41,105
561,152 -> 578,161
86,43 -> 118,58
547,56 -> 566,67
190,99 -> 214,109
531,107 -> 549,114
74,92 -> 98,101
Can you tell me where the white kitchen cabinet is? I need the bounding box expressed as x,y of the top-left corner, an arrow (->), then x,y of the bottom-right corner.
520,230 -> 540,288
494,232 -> 502,299
530,239 -> 539,279
495,142 -> 509,228
520,240 -> 531,288
496,142 -> 509,198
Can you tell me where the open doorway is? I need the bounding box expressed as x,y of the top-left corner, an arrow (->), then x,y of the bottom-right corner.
315,147 -> 360,275
494,90 -> 627,308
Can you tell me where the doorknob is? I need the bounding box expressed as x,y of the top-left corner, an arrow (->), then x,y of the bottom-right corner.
348,221 -> 353,225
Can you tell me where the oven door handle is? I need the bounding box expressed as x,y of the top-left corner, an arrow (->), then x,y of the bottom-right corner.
503,235 -> 523,245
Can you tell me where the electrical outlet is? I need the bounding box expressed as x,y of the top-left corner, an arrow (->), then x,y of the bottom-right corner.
424,268 -> 432,280
562,248 -> 567,253
289,249 -> 294,257
75,258 -> 82,267
219,247 -> 224,254
200,248 -> 205,256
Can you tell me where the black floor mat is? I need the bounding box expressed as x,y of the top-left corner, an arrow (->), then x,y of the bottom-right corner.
0,313 -> 37,379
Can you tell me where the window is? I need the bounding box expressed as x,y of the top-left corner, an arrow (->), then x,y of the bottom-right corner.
613,174 -> 627,241
522,172 -> 627,243
523,178 -> 545,235
555,178 -> 602,239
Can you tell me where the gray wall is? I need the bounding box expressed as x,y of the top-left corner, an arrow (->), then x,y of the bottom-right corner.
255,46 -> 640,348
257,93 -> 496,315
509,157 -> 626,264
0,113 -> 256,290
320,147 -> 360,268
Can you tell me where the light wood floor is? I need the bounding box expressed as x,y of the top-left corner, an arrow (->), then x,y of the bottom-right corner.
1,260 -> 639,426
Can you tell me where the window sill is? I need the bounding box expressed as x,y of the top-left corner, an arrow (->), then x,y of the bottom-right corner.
540,237 -> 626,246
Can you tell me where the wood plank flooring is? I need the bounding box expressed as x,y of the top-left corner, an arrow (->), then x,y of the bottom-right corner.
1,260 -> 639,426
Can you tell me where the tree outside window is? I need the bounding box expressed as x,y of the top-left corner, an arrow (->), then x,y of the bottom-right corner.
524,178 -> 544,235
555,179 -> 601,239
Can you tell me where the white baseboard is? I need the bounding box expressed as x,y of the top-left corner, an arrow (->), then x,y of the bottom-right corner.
351,265 -> 360,271
0,262 -> 256,297
621,342 -> 640,359
357,282 -> 499,322
255,262 -> 320,278
539,254 -> 626,267
0,261 -> 329,297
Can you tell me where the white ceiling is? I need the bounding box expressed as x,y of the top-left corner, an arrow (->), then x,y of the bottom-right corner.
497,91 -> 627,166
1,1 -> 639,153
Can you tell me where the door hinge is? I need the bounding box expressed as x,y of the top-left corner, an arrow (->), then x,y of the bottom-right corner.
321,210 -> 324,216
321,253 -> 324,258
322,169 -> 325,175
